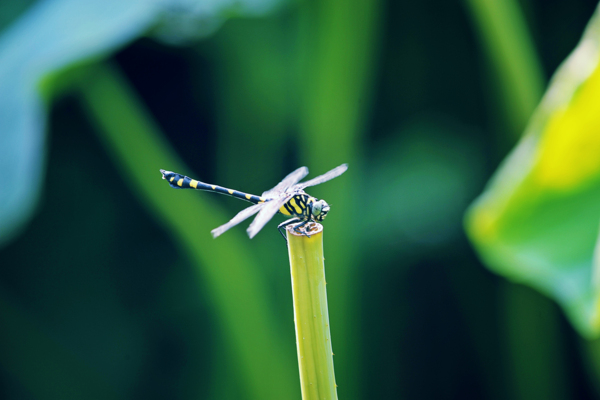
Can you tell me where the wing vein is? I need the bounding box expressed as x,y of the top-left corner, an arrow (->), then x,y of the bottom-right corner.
211,203 -> 264,238
247,195 -> 291,238
262,166 -> 308,198
296,164 -> 348,190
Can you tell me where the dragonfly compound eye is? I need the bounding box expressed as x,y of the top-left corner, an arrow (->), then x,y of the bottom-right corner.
312,200 -> 330,221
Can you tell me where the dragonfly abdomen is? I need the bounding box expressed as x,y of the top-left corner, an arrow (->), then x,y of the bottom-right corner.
160,170 -> 265,204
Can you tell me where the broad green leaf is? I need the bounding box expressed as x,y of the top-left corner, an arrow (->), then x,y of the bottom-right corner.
0,0 -> 279,247
465,4 -> 600,338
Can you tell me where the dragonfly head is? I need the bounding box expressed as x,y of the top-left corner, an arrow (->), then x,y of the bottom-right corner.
311,199 -> 330,221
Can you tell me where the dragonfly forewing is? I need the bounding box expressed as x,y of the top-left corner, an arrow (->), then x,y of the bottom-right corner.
211,202 -> 264,238
262,166 -> 308,199
247,194 -> 291,238
296,164 -> 348,190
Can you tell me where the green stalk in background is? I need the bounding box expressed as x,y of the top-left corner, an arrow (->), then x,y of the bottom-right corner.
463,0 -> 545,139
462,1 -> 568,400
501,283 -> 568,400
287,225 -> 338,400
297,0 -> 381,396
76,62 -> 297,400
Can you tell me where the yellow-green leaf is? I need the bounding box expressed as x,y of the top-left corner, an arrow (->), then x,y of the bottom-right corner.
466,4 -> 600,338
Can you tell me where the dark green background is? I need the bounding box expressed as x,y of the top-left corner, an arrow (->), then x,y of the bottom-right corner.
1,0 -> 599,399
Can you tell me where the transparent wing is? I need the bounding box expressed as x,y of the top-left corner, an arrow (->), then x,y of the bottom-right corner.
261,166 -> 309,199
211,203 -> 264,238
247,195 -> 291,238
296,164 -> 348,190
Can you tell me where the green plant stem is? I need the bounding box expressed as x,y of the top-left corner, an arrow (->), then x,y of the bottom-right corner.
447,260 -> 506,400
502,283 -> 568,400
298,0 -> 381,395
76,62 -> 297,399
287,225 -> 338,400
580,336 -> 600,396
462,2 -> 567,399
463,0 -> 545,139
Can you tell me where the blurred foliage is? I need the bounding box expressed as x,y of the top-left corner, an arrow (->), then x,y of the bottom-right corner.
77,62 -> 298,399
466,4 -> 600,339
463,0 -> 545,139
1,0 -> 600,400
0,0 -> 280,247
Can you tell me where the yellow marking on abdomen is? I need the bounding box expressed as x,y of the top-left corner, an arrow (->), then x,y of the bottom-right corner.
279,204 -> 292,216
190,180 -> 198,188
177,178 -> 184,187
228,189 -> 234,195
289,198 -> 302,214
245,194 -> 251,200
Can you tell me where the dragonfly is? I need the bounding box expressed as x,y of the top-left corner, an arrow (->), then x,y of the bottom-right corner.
159,164 -> 348,239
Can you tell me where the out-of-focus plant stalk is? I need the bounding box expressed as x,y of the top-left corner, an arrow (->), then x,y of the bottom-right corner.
463,0 -> 545,139
463,2 -> 569,400
76,62 -> 297,400
297,0 -> 381,394
287,224 -> 338,400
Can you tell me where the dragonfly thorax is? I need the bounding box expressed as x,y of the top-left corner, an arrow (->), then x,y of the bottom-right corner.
279,193 -> 330,222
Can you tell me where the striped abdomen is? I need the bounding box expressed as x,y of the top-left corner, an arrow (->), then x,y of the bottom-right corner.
160,170 -> 266,204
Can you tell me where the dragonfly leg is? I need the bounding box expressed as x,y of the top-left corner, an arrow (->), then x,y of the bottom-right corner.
278,218 -> 302,241
292,219 -> 312,238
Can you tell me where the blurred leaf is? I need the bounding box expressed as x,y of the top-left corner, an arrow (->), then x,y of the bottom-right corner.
465,4 -> 600,338
0,0 -> 281,247
0,0 -> 36,33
